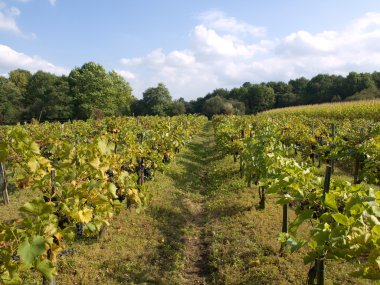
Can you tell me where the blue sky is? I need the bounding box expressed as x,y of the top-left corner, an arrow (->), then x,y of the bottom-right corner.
1,1 -> 380,100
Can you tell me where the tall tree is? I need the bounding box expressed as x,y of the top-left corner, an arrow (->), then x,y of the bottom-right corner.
228,86 -> 249,102
204,88 -> 230,100
343,72 -> 376,99
305,74 -> 337,104
108,71 -> 134,115
170,99 -> 186,115
265,81 -> 292,94
0,77 -> 23,124
8,69 -> 32,95
202,96 -> 227,118
24,71 -> 73,121
246,84 -> 275,113
69,62 -> 114,119
371,71 -> 380,89
288,77 -> 309,95
141,83 -> 172,116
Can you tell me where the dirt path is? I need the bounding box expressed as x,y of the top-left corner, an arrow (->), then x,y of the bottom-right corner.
182,198 -> 208,284
171,122 -> 216,284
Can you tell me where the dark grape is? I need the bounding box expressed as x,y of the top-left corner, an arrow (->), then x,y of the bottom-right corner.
76,222 -> 84,237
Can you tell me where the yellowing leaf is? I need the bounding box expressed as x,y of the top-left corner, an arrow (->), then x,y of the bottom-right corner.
27,158 -> 39,173
89,157 -> 101,168
78,208 -> 93,223
30,142 -> 40,155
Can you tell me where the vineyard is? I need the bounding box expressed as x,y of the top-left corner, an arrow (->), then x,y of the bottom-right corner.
0,115 -> 207,284
0,100 -> 379,284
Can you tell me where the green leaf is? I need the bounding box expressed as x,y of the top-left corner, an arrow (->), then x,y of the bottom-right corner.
324,193 -> 338,210
304,251 -> 319,265
20,198 -> 53,216
36,259 -> 57,281
286,236 -> 305,253
289,209 -> 314,233
62,227 -> 76,241
17,236 -> 46,266
372,225 -> 380,235
107,183 -> 118,199
97,139 -> 110,155
332,213 -> 349,226
86,222 -> 96,232
1,273 -> 22,285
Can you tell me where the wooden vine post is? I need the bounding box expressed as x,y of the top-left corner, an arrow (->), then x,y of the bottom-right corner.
258,186 -> 266,209
282,204 -> 288,233
0,162 -> 10,205
280,202 -> 288,255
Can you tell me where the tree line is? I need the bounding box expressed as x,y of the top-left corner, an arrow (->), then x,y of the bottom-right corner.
190,71 -> 380,117
1,60 -> 380,124
0,62 -> 134,124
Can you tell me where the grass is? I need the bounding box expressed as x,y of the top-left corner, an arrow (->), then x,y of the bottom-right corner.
0,121 -> 378,284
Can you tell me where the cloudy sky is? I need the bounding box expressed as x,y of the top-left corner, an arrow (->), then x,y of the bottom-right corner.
1,0 -> 380,100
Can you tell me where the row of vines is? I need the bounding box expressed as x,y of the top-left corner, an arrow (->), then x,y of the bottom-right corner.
212,101 -> 380,284
0,115 -> 207,284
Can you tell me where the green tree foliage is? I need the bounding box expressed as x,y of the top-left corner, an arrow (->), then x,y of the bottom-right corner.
202,96 -> 226,118
202,96 -> 245,118
1,63 -> 135,124
108,71 -> 134,115
275,92 -> 301,107
205,88 -> 230,100
0,77 -> 23,124
246,84 -> 275,113
69,62 -> 134,119
140,83 -> 173,116
8,69 -> 32,96
266,81 -> 292,95
288,77 -> 309,95
305,74 -> 336,103
343,72 -> 376,99
345,87 -> 380,101
24,71 -> 73,121
228,86 -> 249,102
170,99 -> 186,115
371,71 -> 380,89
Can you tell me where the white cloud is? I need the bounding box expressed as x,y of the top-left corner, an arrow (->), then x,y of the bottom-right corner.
49,0 -> 56,6
0,8 -> 20,34
115,69 -> 136,80
199,10 -> 266,37
0,2 -> 35,37
120,11 -> 380,100
0,44 -> 68,75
